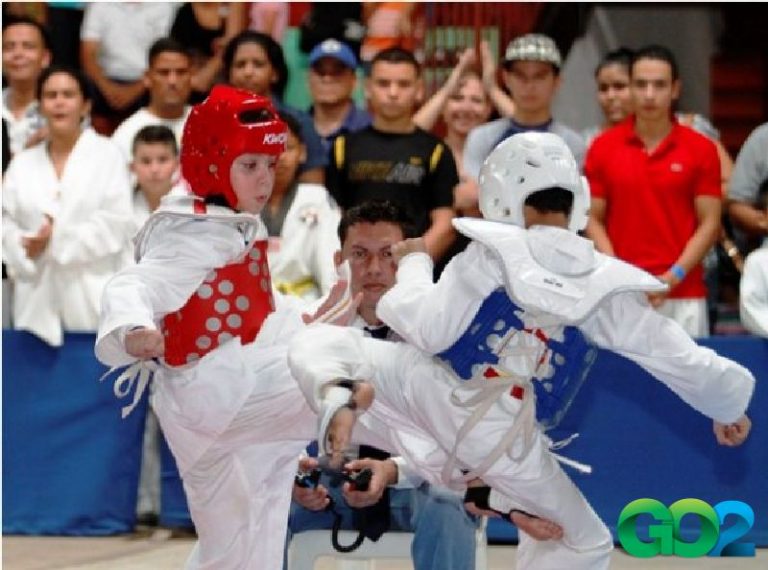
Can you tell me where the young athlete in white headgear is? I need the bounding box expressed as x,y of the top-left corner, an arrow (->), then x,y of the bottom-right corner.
287,131 -> 754,569
95,85 -> 357,570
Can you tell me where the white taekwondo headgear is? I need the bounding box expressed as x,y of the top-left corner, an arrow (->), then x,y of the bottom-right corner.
478,131 -> 590,232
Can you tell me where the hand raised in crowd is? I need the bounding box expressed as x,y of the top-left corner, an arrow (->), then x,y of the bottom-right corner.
713,415 -> 751,447
125,327 -> 165,359
479,39 -> 515,118
341,457 -> 398,508
444,47 -> 477,94
479,40 -> 498,94
293,457 -> 331,511
391,237 -> 428,263
454,177 -> 481,216
21,215 -> 53,259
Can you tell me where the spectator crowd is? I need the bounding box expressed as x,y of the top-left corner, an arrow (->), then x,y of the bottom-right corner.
2,1 -> 766,562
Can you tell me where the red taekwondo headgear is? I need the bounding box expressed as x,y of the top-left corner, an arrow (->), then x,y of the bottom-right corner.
180,85 -> 288,209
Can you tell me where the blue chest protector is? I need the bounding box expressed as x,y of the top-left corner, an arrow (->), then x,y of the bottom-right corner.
436,288 -> 599,430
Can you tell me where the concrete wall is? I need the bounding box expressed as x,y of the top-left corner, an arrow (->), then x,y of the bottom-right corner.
553,5 -> 722,133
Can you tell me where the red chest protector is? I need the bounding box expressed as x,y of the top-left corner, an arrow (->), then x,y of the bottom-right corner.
162,240 -> 275,366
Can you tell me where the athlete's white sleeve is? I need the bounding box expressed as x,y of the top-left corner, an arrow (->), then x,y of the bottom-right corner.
376,242 -> 503,353
580,291 -> 755,424
389,456 -> 424,489
740,249 -> 768,337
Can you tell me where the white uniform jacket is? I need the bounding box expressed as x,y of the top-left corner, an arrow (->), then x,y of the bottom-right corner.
2,128 -> 135,346
268,183 -> 341,301
740,245 -> 768,337
377,219 -> 755,425
95,195 -> 309,473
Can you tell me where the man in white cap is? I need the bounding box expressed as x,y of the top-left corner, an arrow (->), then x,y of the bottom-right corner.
307,38 -> 371,152
463,33 -> 586,183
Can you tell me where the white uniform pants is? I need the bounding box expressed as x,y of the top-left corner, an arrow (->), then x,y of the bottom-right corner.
154,342 -> 317,570
289,324 -> 614,570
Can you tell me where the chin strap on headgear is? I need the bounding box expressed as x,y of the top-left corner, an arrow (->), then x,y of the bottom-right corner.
180,85 -> 288,209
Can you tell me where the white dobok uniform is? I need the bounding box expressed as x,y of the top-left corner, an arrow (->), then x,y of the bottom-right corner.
267,183 -> 341,301
740,245 -> 768,337
289,219 -> 755,570
2,128 -> 134,345
96,195 -> 321,570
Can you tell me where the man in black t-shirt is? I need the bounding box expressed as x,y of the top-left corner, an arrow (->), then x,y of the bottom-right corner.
326,47 -> 458,264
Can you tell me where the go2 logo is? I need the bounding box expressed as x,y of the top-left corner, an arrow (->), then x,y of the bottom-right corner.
617,498 -> 755,557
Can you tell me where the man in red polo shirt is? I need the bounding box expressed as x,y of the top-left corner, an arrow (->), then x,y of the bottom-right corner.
585,44 -> 721,337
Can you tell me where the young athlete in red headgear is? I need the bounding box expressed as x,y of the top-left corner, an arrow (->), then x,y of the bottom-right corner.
96,86 -> 337,569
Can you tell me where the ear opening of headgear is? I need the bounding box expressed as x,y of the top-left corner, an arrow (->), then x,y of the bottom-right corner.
180,85 -> 288,209
478,132 -> 588,231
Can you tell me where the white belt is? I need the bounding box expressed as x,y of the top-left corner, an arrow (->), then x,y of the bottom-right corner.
99,359 -> 159,419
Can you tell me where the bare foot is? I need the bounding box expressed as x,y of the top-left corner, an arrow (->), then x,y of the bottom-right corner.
510,510 -> 564,541
351,381 -> 374,410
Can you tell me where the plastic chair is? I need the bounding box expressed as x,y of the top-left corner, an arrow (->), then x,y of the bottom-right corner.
288,517 -> 488,570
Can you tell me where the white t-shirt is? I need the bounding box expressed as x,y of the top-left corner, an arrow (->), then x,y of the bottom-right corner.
81,2 -> 178,80
1,88 -> 44,156
111,106 -> 191,162
740,246 -> 768,337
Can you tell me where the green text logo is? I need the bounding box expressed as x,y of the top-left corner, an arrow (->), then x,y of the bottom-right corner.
617,498 -> 754,558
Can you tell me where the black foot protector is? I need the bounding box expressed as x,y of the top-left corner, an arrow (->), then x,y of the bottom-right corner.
463,485 -> 536,524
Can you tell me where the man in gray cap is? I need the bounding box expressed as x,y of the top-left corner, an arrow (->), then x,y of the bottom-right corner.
462,34 -> 585,185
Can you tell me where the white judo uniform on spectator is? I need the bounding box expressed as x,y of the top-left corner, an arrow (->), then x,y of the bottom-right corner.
267,182 -> 341,301
288,132 -> 755,570
2,127 -> 134,346
740,244 -> 768,337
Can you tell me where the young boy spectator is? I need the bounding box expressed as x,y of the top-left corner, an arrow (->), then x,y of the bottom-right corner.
112,38 -> 193,165
130,125 -> 179,231
127,124 -> 180,525
263,112 -> 341,302
326,47 -> 457,264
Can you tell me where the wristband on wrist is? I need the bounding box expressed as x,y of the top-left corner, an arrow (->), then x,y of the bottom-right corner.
669,264 -> 686,281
